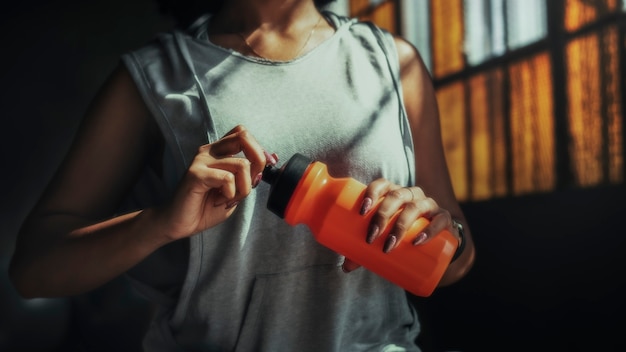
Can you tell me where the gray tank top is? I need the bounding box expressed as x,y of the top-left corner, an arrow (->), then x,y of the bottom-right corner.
122,11 -> 420,352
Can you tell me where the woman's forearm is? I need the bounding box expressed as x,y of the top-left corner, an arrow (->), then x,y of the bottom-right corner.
9,208 -> 172,298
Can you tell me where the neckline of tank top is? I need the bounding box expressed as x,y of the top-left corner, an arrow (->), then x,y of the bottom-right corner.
189,11 -> 357,66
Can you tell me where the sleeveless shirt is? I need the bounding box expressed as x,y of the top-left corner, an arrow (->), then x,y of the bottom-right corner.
121,11 -> 421,352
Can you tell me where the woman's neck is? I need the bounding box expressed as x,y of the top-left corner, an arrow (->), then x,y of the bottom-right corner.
207,0 -> 333,61
214,0 -> 319,32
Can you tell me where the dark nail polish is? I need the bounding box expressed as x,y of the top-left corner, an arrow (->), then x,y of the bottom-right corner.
360,197 -> 373,215
383,235 -> 397,253
412,232 -> 428,246
366,224 -> 379,244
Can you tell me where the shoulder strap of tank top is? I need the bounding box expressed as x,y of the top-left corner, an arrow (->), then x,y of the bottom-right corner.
173,29 -> 220,143
362,22 -> 416,186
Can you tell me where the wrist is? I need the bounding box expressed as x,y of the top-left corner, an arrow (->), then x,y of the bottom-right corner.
134,207 -> 178,247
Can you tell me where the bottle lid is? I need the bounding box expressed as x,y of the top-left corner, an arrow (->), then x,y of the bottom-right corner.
262,153 -> 312,218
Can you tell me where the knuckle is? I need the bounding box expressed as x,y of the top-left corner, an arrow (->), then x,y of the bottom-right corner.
236,157 -> 251,169
197,145 -> 210,154
403,202 -> 419,212
237,127 -> 250,139
424,197 -> 438,209
222,172 -> 235,184
387,189 -> 404,201
371,212 -> 388,225
187,164 -> 202,178
393,222 -> 409,233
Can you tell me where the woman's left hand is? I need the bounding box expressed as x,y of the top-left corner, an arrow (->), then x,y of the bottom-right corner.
342,178 -> 454,273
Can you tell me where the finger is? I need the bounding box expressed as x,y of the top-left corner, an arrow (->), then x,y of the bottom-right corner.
210,125 -> 268,181
366,186 -> 409,245
186,161 -> 237,200
384,195 -> 436,252
220,124 -> 247,138
412,210 -> 453,246
190,154 -> 252,204
359,178 -> 393,215
341,257 -> 361,273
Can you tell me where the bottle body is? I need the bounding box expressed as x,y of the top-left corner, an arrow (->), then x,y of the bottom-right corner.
263,154 -> 458,297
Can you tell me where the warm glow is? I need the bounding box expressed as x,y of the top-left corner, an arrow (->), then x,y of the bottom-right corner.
606,29 -> 623,183
508,53 -> 555,195
565,0 -> 618,31
349,0 -> 396,33
349,0 -> 371,15
469,69 -> 507,200
371,1 -> 396,34
431,0 -> 465,78
437,82 -> 468,201
351,0 -> 625,201
566,27 -> 623,186
469,74 -> 492,200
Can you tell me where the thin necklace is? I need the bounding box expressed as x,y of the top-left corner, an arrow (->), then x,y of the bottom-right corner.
238,15 -> 323,60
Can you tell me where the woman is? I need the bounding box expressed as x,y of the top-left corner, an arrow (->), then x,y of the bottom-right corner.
10,0 -> 475,350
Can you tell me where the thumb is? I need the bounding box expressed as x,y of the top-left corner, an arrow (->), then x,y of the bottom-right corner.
341,257 -> 361,273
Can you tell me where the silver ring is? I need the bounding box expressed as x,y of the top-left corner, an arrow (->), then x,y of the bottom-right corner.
406,187 -> 415,202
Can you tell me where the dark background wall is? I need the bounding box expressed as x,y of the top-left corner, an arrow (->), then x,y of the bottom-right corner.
0,1 -> 173,350
1,1 -> 625,351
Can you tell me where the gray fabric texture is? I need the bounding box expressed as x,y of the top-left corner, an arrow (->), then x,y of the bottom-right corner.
121,11 -> 421,352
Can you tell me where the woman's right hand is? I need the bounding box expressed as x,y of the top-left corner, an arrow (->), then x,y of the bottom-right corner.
156,125 -> 273,241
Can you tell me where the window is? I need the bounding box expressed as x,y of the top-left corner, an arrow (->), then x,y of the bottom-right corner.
351,0 -> 625,201
463,0 -> 547,65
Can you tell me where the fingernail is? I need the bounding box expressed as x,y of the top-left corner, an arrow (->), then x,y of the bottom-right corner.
225,200 -> 239,209
264,150 -> 278,165
359,197 -> 373,215
366,224 -> 379,244
412,232 -> 428,245
271,153 -> 279,163
252,172 -> 263,188
383,235 -> 397,253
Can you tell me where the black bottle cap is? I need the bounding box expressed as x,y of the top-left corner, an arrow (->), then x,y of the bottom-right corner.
262,153 -> 312,218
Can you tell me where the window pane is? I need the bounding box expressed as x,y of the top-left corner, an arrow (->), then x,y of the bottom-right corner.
506,0 -> 548,50
431,0 -> 465,77
463,0 -> 546,65
463,0 -> 506,65
401,0 -> 431,71
566,27 -> 623,186
565,0 -> 619,31
508,53 -> 555,195
437,82 -> 469,201
490,0 -> 507,55
469,69 -> 507,200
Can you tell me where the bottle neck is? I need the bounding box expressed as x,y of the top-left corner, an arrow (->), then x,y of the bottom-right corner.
262,153 -> 313,218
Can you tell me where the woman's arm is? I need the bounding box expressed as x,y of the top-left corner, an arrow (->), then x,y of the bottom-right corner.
9,64 -> 173,298
394,36 -> 475,285
9,63 -> 267,298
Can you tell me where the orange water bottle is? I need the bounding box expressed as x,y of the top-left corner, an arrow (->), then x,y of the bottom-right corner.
262,153 -> 458,297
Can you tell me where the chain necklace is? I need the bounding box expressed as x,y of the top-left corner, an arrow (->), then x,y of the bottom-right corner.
238,15 -> 323,60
